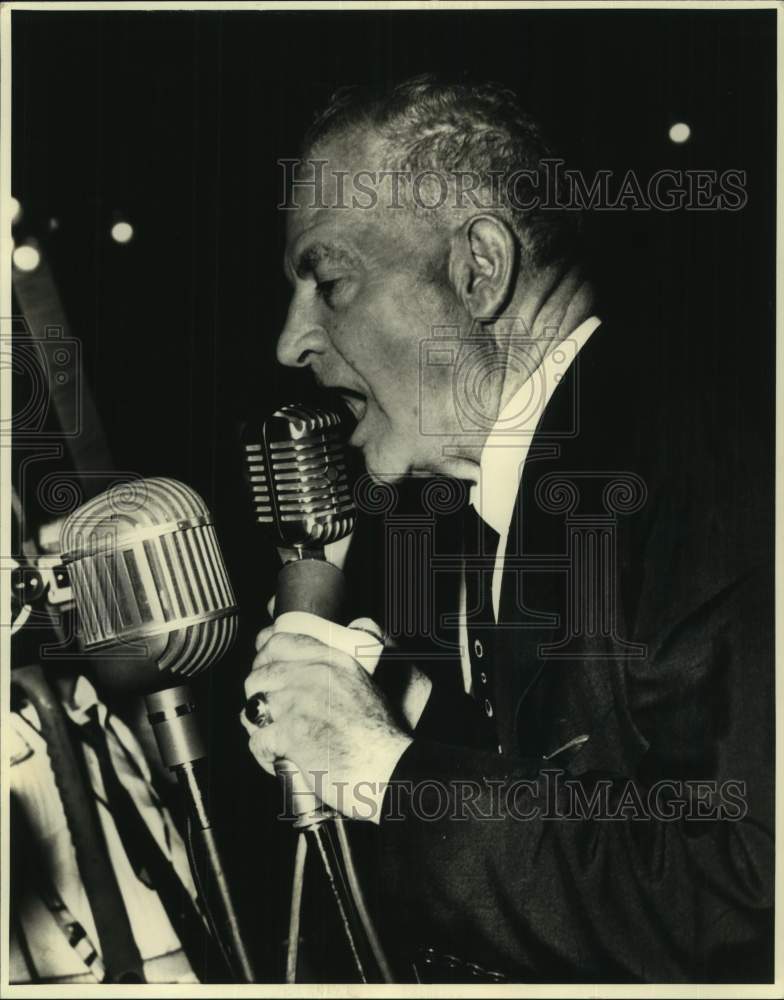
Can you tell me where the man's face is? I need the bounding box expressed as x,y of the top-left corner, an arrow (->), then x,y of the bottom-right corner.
277,133 -> 470,481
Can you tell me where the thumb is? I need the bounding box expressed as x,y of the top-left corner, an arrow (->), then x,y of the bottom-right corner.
347,617 -> 385,645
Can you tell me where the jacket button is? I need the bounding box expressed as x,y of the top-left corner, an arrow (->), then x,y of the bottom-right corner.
479,671 -> 488,685
484,699 -> 493,717
474,639 -> 483,659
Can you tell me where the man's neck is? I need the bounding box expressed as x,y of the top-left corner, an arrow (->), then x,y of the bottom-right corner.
437,264 -> 596,480
496,264 -> 596,412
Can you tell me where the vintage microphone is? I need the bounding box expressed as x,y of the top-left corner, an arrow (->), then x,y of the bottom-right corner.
242,404 -> 393,983
59,478 -> 255,982
246,403 -> 354,614
244,405 -> 356,827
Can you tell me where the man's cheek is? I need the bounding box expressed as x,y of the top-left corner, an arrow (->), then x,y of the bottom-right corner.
419,357 -> 459,436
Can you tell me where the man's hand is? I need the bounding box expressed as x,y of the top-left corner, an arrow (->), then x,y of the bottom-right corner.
241,627 -> 413,822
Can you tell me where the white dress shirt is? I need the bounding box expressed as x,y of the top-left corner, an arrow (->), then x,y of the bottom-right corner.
9,675 -> 199,984
459,316 -> 602,693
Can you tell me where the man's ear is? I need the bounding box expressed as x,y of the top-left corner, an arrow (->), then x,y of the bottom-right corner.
448,215 -> 517,321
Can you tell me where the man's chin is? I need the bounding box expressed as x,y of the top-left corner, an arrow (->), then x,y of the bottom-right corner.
358,437 -> 414,484
361,439 -> 480,487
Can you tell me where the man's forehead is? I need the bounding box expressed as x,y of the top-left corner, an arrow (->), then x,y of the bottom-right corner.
282,128 -> 447,271
295,128 -> 384,188
287,130 -> 377,206
283,133 -> 402,266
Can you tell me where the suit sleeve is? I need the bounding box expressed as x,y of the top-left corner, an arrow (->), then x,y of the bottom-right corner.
376,564 -> 774,982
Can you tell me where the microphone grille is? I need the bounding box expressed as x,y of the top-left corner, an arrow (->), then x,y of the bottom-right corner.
243,404 -> 356,549
60,478 -> 237,677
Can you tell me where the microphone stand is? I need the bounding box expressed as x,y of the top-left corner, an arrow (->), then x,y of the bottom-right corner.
242,403 -> 394,982
58,475 -> 256,982
146,686 -> 256,983
284,814 -> 392,984
271,556 -> 394,984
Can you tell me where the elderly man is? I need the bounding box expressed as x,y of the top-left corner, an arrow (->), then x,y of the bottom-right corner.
243,77 -> 773,982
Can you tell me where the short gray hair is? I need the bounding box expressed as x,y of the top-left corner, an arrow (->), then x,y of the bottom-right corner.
304,74 -> 580,272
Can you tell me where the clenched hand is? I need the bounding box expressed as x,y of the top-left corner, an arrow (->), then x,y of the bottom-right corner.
241,626 -> 413,822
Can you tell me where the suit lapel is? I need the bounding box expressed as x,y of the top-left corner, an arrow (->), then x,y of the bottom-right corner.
494,322 -> 616,752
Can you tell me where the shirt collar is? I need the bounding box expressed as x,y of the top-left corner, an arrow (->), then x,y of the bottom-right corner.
470,316 -> 602,536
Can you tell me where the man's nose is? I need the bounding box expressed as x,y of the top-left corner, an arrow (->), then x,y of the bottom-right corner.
276,297 -> 329,368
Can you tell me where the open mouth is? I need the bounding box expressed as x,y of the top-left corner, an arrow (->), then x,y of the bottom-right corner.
338,388 -> 368,424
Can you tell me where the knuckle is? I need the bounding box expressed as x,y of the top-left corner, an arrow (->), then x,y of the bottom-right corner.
272,688 -> 298,718
265,631 -> 291,659
244,667 -> 270,699
255,625 -> 276,652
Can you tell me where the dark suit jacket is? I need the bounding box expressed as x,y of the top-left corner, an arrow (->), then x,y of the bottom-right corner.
373,320 -> 774,983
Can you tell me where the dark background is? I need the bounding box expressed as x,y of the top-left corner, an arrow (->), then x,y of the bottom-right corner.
10,7 -> 777,982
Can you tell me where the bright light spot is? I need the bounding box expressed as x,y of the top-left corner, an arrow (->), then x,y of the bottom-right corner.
111,221 -> 134,244
12,244 -> 41,272
669,122 -> 691,144
10,197 -> 21,225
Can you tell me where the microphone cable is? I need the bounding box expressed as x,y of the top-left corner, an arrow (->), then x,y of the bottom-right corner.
333,816 -> 394,983
285,832 -> 308,983
184,812 -> 238,982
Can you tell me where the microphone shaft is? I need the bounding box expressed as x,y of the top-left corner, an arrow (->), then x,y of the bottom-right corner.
272,560 -> 347,829
175,761 -> 256,984
143,687 -> 256,981
275,559 -> 346,621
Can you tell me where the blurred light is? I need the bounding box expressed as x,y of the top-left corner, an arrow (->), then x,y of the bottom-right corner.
10,196 -> 21,225
669,122 -> 691,144
13,244 -> 41,272
111,220 -> 134,244
48,218 -> 60,232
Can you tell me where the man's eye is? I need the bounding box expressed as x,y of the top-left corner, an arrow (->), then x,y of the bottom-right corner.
315,278 -> 342,305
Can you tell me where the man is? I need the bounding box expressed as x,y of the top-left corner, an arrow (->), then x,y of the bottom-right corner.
242,77 -> 773,982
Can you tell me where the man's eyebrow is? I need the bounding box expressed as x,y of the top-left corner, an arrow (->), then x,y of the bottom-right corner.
295,241 -> 361,276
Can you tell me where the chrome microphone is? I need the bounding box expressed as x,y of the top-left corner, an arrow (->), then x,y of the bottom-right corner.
243,403 -> 356,621
60,477 -> 238,768
243,404 -> 356,827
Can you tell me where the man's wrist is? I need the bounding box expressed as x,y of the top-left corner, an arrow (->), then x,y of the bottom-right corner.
365,732 -> 414,825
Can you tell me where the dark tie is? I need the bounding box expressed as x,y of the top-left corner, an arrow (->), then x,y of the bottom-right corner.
463,503 -> 503,753
77,705 -> 210,980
